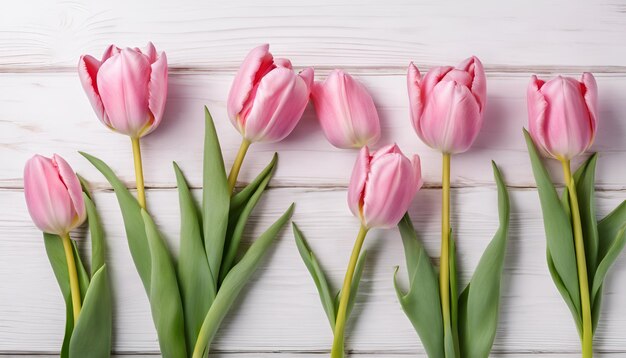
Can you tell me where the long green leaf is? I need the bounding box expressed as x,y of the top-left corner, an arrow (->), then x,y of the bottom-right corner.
231,153 -> 277,213
458,162 -> 509,358
547,249 -> 582,335
523,129 -> 581,318
202,106 -> 230,285
141,209 -> 188,358
293,222 -> 337,329
83,193 -> 105,276
571,154 -> 599,278
592,201 -> 626,304
394,214 -> 444,358
220,159 -> 276,282
193,204 -> 294,353
80,152 -> 152,293
174,162 -> 215,351
346,250 -> 367,321
69,265 -> 112,357
592,225 -> 626,301
449,231 -> 460,358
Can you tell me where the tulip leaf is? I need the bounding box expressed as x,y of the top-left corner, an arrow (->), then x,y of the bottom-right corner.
80,152 -> 152,293
193,204 -> 294,354
571,154 -> 599,278
592,200 -> 626,302
140,209 -> 188,358
346,250 -> 367,322
220,155 -> 276,282
202,106 -> 230,286
83,192 -> 106,276
523,129 -> 581,320
458,161 -> 509,358
293,222 -> 337,329
231,153 -> 278,213
174,162 -> 215,351
547,249 -> 582,335
394,213 -> 444,358
69,265 -> 112,358
449,231 -> 460,358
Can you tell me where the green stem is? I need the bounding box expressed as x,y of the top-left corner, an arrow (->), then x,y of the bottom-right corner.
61,233 -> 81,325
331,225 -> 369,358
561,159 -> 593,358
227,138 -> 251,193
131,137 -> 146,209
440,153 -> 452,345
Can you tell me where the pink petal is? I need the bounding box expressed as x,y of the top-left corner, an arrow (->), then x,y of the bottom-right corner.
145,50 -> 168,136
457,56 -> 487,111
347,146 -> 371,219
407,63 -> 423,132
53,154 -> 86,227
97,48 -> 152,137
581,72 -> 598,145
78,55 -> 107,125
527,75 -> 550,156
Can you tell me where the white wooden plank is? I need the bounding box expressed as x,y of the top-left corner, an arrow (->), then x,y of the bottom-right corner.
2,72 -> 626,190
4,355 -> 626,358
1,0 -> 626,70
1,187 -> 624,354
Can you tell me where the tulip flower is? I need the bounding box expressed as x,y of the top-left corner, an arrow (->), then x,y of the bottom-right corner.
331,144 -> 421,357
24,154 -> 85,322
79,42 -> 168,209
311,70 -> 381,148
226,44 -> 313,192
526,73 -> 599,358
408,56 -> 486,154
527,74 -> 597,161
407,56 -> 487,350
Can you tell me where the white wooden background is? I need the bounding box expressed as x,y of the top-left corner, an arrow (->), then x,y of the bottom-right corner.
1,0 -> 626,356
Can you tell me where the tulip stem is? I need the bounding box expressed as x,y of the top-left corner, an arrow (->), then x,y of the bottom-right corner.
131,137 -> 146,209
61,233 -> 82,325
561,159 -> 593,358
440,153 -> 452,346
331,225 -> 369,358
227,138 -> 251,194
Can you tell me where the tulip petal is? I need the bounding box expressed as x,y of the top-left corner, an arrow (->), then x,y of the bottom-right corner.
581,72 -> 598,144
97,48 -> 152,137
144,42 -> 158,63
458,56 -> 487,111
244,67 -> 310,142
407,63 -> 424,130
24,156 -> 73,235
274,58 -> 293,69
344,73 -> 381,147
101,44 -> 121,63
53,154 -> 86,227
527,75 -> 550,156
411,154 -> 424,190
146,51 -> 168,136
78,55 -> 107,125
227,44 -> 274,122
347,146 -> 371,219
421,65 -> 454,103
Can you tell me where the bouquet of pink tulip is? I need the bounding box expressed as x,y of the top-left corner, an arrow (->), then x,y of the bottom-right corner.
75,43 -> 311,357
24,154 -> 112,357
524,73 -> 626,358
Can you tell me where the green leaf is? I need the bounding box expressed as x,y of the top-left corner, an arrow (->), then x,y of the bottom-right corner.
572,154 -> 599,278
231,153 -> 277,213
220,157 -> 276,282
174,162 -> 215,351
193,204 -> 294,353
141,209 -> 188,358
43,233 -> 74,357
591,284 -> 603,332
293,222 -> 337,329
449,231 -> 460,358
82,193 -> 105,276
346,250 -> 367,321
80,152 -> 152,293
458,162 -> 509,358
202,106 -> 230,285
523,129 -> 581,319
394,213 -> 444,358
72,241 -> 90,300
592,201 -> 626,304
69,265 -> 112,357
547,249 -> 582,335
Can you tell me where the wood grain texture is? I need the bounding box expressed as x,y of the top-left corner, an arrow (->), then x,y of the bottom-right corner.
1,187 -> 625,354
1,0 -> 626,71
2,72 -> 626,190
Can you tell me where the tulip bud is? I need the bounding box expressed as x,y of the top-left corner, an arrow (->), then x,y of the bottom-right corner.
408,56 -> 486,154
78,42 -> 168,138
227,44 -> 313,143
311,70 -> 381,148
24,154 -> 86,236
347,144 -> 422,229
527,73 -> 597,160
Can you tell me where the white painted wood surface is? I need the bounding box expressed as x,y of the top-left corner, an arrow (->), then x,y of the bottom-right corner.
1,0 -> 626,356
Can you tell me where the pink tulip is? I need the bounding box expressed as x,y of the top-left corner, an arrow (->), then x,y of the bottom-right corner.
24,154 -> 86,236
348,144 -> 422,229
311,70 -> 381,148
78,42 -> 168,138
527,73 -> 597,160
227,44 -> 314,143
408,57 -> 486,154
